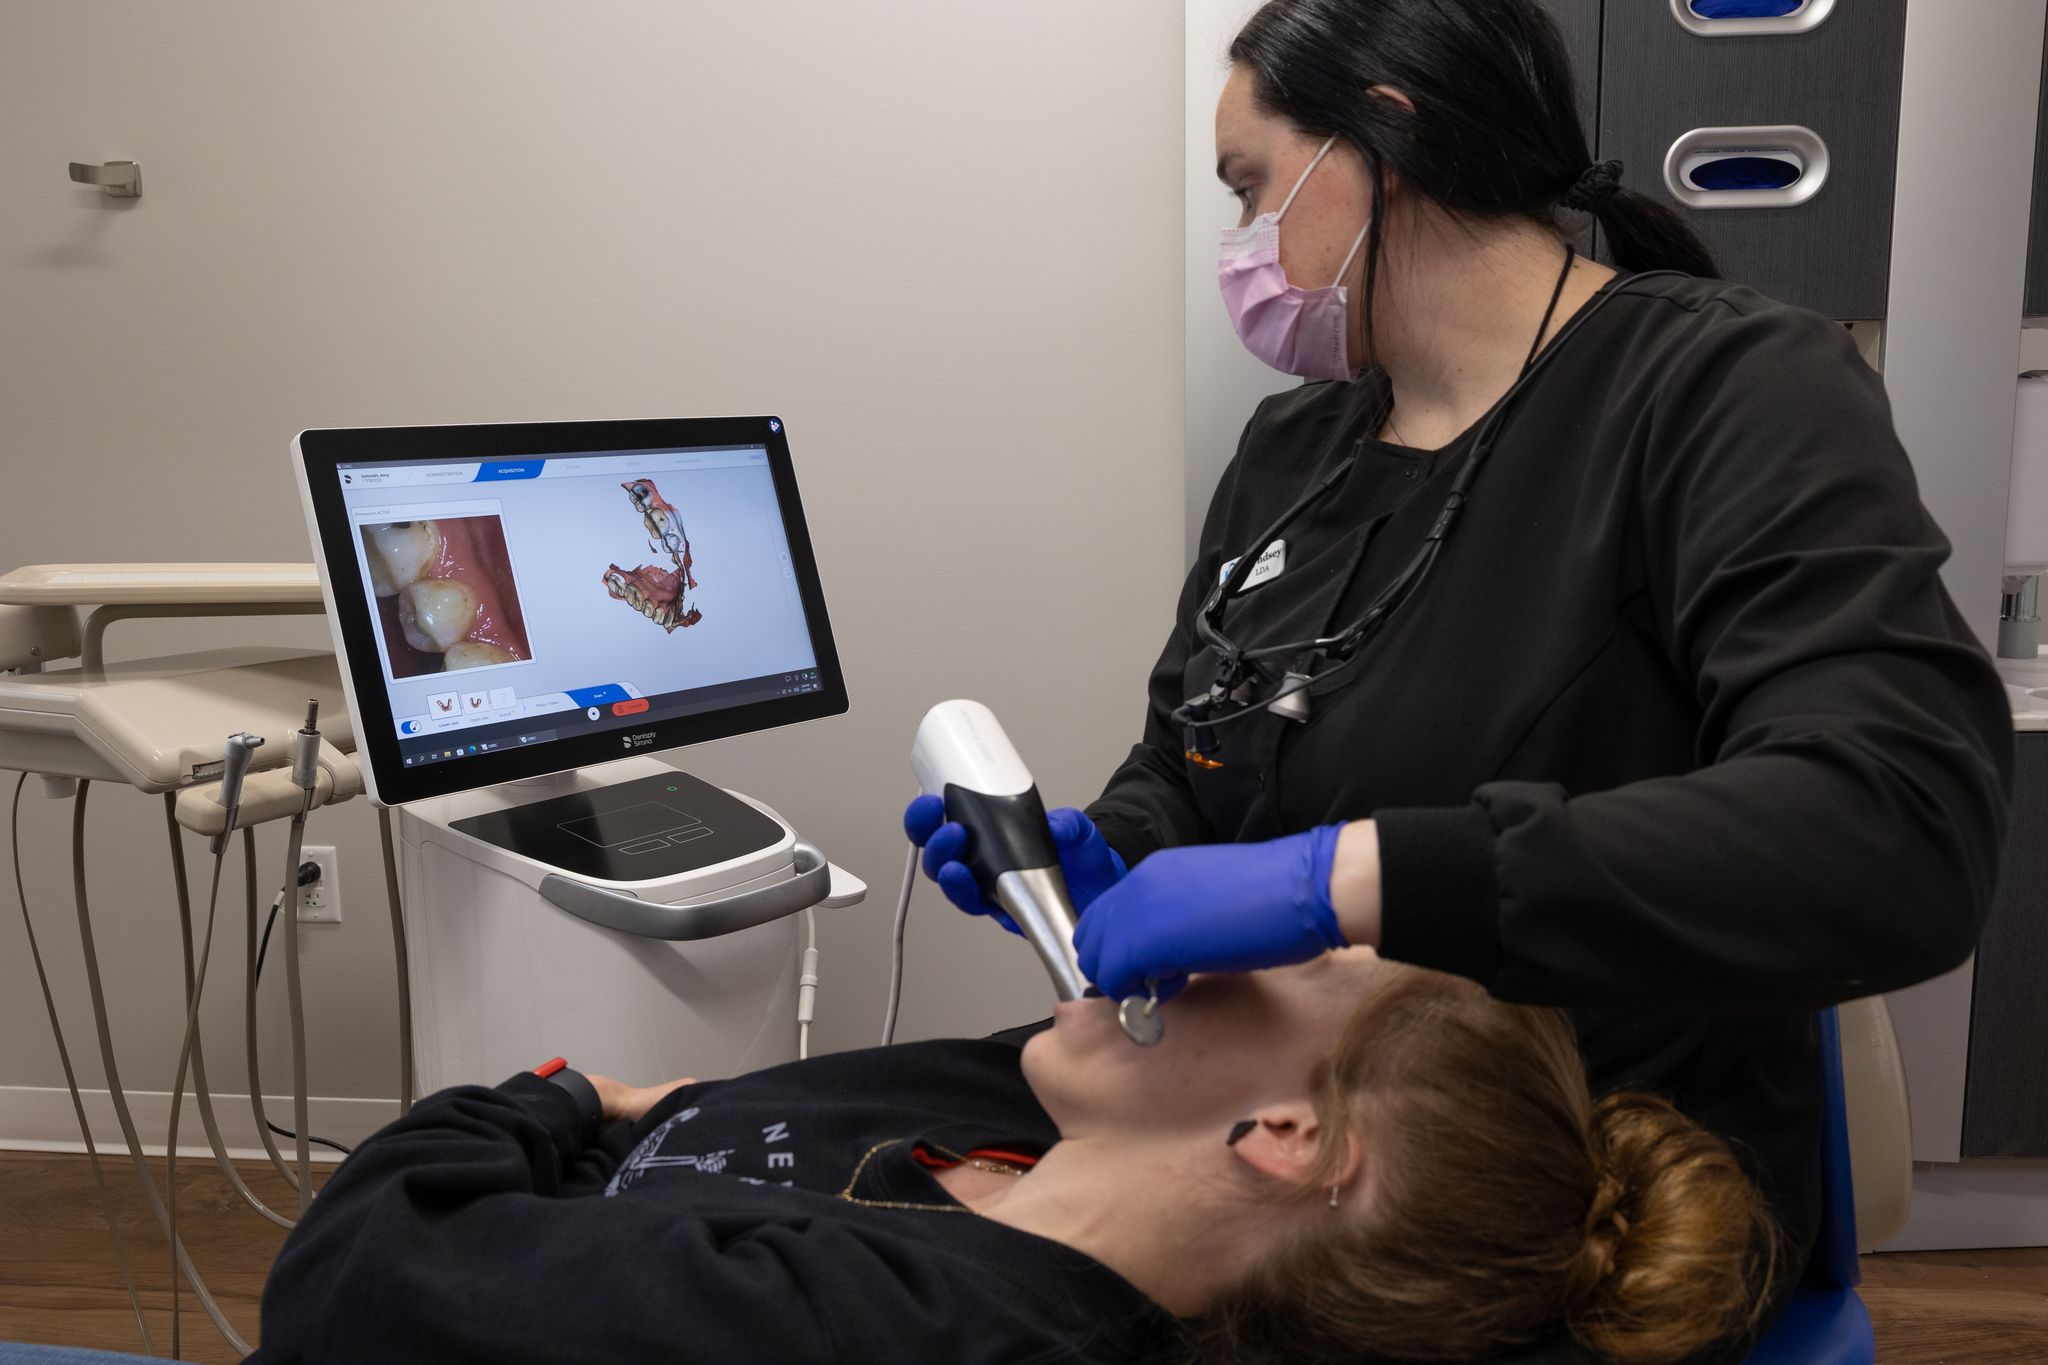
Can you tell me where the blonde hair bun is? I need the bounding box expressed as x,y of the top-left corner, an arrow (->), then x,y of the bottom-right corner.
1569,1092 -> 1780,1365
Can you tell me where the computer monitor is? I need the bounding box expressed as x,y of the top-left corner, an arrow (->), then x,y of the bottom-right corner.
294,417 -> 847,806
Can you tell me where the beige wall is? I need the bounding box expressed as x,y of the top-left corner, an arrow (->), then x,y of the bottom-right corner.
0,1 -> 1186,1144
1184,0 -> 1294,555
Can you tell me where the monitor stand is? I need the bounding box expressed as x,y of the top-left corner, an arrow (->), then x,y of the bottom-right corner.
448,768 -> 785,883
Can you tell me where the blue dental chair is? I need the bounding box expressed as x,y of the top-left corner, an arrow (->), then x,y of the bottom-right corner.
1742,1006 -> 1877,1365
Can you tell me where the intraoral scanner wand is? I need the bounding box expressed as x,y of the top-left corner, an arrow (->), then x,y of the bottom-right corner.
911,700 -> 1161,1046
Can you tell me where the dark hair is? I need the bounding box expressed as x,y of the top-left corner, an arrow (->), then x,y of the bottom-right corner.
1229,0 -> 1719,360
1189,965 -> 1781,1365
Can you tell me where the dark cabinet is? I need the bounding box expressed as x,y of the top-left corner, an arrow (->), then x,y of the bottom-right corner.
1535,0 -> 1603,150
1597,1 -> 1908,319
1963,730 -> 2048,1160
1536,0 -> 1605,258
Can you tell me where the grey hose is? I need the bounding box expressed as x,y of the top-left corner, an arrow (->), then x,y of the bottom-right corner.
161,798 -> 295,1229
377,806 -> 414,1114
163,836 -> 230,1357
243,826 -> 300,1190
881,841 -> 917,1046
280,802 -> 314,1210
68,781 -> 253,1356
11,775 -> 155,1357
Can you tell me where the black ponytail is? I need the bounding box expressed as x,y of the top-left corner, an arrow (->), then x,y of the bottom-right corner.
1229,0 -> 1721,346
1594,186 -> 1721,280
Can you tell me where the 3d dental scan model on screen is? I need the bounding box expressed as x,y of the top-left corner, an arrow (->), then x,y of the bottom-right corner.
605,477 -> 704,632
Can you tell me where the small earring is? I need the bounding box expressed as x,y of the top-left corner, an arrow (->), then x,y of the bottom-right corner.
1328,1181 -> 1342,1210
1225,1119 -> 1257,1147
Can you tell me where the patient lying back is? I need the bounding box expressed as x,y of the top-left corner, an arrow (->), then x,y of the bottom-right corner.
254,951 -> 1776,1364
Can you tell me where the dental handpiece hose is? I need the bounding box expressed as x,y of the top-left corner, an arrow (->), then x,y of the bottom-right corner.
281,697 -> 322,1211
912,701 -> 1158,1044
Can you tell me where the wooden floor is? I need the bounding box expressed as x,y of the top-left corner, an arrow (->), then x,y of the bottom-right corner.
0,1150 -> 308,1364
1860,1246 -> 2048,1363
2,1150 -> 2044,1361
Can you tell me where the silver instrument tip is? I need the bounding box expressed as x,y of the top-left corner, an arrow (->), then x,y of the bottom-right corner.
1118,996 -> 1165,1046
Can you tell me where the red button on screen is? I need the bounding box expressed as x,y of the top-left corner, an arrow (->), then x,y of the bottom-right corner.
611,698 -> 649,716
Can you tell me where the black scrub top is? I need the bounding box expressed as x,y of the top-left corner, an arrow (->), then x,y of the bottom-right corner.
1087,270 -> 2013,1273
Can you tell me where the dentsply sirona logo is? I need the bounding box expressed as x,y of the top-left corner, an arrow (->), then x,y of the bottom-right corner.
623,730 -> 657,749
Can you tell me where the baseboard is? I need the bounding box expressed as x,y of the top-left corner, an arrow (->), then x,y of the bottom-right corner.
1877,1160 -> 2048,1251
0,1084 -> 399,1163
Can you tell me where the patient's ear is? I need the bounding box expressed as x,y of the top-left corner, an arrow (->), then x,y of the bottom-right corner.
1227,1101 -> 1363,1192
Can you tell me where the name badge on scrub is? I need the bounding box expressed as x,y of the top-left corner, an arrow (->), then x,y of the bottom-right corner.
1219,539 -> 1286,592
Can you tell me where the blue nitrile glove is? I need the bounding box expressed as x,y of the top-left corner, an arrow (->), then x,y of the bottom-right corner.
1073,825 -> 1348,1002
902,794 -> 1129,935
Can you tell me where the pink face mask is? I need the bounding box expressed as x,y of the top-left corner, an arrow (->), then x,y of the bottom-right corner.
1218,136 -> 1370,381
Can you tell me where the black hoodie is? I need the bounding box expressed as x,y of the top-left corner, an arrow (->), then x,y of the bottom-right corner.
254,1039 -> 1173,1364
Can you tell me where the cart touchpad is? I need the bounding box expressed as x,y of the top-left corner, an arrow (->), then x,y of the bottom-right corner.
451,771 -> 783,882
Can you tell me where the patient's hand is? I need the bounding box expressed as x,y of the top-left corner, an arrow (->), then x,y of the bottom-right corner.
588,1074 -> 697,1124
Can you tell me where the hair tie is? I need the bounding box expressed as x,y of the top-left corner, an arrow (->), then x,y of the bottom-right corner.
1562,159 -> 1623,212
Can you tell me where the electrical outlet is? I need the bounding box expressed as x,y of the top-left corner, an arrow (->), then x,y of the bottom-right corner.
299,845 -> 342,923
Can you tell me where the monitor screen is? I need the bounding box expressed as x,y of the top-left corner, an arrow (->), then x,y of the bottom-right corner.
295,417 -> 847,806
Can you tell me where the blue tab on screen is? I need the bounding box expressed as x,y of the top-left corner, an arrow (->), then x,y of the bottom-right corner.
474,461 -> 546,481
567,684 -> 631,708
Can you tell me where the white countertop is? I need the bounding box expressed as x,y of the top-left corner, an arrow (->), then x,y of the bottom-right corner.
1995,648 -> 2048,732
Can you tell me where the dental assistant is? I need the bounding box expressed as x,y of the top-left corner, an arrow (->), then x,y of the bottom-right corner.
911,0 -> 2010,1307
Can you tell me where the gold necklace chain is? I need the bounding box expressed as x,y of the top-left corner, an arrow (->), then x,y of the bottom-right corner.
834,1138 -> 1023,1213
836,1138 -> 968,1214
